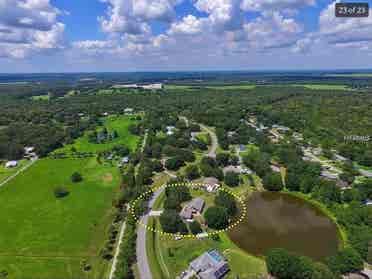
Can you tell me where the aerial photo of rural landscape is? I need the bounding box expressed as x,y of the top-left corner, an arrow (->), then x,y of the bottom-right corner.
1,1 -> 372,279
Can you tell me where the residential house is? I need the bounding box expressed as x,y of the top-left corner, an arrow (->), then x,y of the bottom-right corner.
321,170 -> 339,180
223,165 -> 252,175
180,198 -> 205,221
124,108 -> 134,114
358,169 -> 372,178
203,177 -> 220,192
166,126 -> 176,136
189,250 -> 230,279
270,165 -> 281,173
5,161 -> 18,168
333,154 -> 348,162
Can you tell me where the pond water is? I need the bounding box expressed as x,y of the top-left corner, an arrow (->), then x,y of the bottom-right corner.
228,192 -> 340,261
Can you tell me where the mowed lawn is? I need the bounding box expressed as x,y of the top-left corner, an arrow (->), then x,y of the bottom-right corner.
0,157 -> 120,278
57,115 -> 139,154
147,218 -> 267,279
0,159 -> 29,183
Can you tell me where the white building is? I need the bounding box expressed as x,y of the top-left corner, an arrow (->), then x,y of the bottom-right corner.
124,108 -> 134,114
5,161 -> 18,168
166,126 -> 176,136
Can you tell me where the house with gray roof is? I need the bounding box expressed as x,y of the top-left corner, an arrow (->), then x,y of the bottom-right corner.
189,250 -> 229,279
180,198 -> 205,221
203,177 -> 220,192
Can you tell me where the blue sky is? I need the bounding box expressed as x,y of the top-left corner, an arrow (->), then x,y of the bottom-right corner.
0,0 -> 371,72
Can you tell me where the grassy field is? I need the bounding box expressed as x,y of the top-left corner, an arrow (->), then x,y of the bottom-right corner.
0,159 -> 29,183
56,115 -> 139,154
31,94 -> 50,101
147,218 -> 266,279
325,73 -> 372,78
146,180 -> 266,279
0,157 -> 120,279
291,84 -> 351,90
206,84 -> 256,90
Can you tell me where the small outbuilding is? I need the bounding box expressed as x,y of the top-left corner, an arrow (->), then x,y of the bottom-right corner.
5,161 -> 18,168
203,177 -> 220,192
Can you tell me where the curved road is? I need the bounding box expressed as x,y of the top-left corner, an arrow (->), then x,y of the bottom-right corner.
136,120 -> 218,279
136,186 -> 167,279
199,124 -> 218,158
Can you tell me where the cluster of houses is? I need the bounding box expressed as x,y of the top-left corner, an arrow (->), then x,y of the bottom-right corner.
180,250 -> 230,279
4,146 -> 37,169
112,83 -> 163,90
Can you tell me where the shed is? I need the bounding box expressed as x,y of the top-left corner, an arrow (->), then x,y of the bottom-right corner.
5,161 -> 18,168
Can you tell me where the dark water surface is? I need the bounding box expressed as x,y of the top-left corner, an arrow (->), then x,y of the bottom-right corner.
228,192 -> 340,261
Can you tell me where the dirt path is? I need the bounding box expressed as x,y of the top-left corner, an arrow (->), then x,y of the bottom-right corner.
108,220 -> 127,279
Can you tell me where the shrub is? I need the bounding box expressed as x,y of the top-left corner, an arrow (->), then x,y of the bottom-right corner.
71,172 -> 83,183
204,206 -> 229,230
190,221 -> 202,235
224,171 -> 240,187
54,187 -> 69,198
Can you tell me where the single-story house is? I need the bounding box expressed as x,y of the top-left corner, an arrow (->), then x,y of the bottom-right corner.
180,206 -> 194,220
203,177 -> 220,192
270,165 -> 281,173
124,108 -> 134,114
223,165 -> 252,175
190,250 -> 230,279
5,161 -> 18,168
334,154 -> 348,162
227,131 -> 236,138
24,146 -> 35,154
166,126 -> 176,136
321,170 -> 339,180
359,169 -> 372,178
180,198 -> 205,221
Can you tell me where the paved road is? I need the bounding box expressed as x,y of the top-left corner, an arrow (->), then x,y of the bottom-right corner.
108,220 -> 127,279
200,124 -> 218,158
136,186 -> 168,279
0,157 -> 38,188
141,131 -> 149,153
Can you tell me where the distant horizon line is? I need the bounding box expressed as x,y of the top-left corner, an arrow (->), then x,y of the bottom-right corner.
1,68 -> 372,75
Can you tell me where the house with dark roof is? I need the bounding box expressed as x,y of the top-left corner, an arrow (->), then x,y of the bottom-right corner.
189,250 -> 229,279
180,198 -> 205,221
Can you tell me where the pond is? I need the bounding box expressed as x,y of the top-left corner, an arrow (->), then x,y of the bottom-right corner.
228,192 -> 340,261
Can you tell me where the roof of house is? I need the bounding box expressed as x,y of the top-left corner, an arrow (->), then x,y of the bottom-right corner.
180,206 -> 193,219
359,169 -> 372,178
203,177 -> 219,187
321,170 -> 339,180
223,165 -> 241,174
189,198 -> 205,213
190,250 -> 229,279
5,161 -> 18,167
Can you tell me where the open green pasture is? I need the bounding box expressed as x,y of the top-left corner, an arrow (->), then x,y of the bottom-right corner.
0,157 -> 120,279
